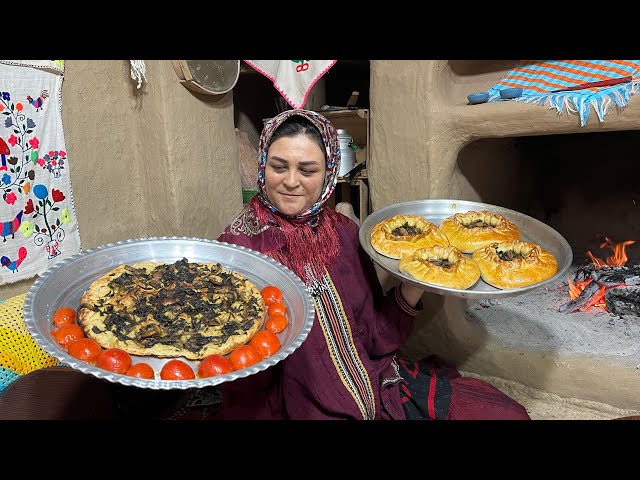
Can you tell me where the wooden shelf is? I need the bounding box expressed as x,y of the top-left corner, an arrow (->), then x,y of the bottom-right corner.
319,109 -> 369,155
323,109 -> 369,224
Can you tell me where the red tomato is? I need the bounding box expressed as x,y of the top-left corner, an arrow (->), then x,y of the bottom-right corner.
267,302 -> 287,317
126,363 -> 155,379
249,330 -> 281,358
68,338 -> 103,364
52,307 -> 77,328
197,354 -> 234,378
228,345 -> 262,370
160,359 -> 196,380
265,314 -> 288,334
260,285 -> 283,306
96,348 -> 132,374
52,323 -> 85,351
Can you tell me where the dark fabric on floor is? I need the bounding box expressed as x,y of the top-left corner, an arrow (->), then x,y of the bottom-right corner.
0,366 -> 118,420
0,366 -> 222,420
398,355 -> 530,420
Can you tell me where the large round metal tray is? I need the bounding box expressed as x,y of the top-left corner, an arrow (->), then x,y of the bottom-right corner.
23,237 -> 315,390
359,199 -> 572,299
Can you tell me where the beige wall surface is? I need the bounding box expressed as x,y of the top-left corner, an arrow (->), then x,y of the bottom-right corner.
0,60 -> 243,299
63,60 -> 242,246
369,60 -> 478,209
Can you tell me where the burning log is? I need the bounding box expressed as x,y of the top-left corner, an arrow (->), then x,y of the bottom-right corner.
589,265 -> 640,286
562,264 -> 640,314
559,280 -> 602,312
563,237 -> 638,316
573,264 -> 640,285
605,286 -> 640,317
573,263 -> 595,282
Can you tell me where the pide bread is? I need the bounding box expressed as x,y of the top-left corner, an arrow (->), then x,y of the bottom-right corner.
439,210 -> 520,253
77,258 -> 265,360
472,240 -> 558,289
399,245 -> 481,290
371,214 -> 449,259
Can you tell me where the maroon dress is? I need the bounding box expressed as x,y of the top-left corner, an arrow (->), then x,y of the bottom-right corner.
217,205 -> 530,420
217,207 -> 415,419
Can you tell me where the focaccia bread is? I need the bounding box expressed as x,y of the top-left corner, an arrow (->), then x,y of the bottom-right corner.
78,258 -> 265,360
371,214 -> 449,259
472,240 -> 558,289
439,210 -> 521,253
399,244 -> 481,290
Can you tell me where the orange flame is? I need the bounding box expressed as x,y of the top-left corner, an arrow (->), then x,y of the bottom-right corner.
587,237 -> 635,268
567,237 -> 635,311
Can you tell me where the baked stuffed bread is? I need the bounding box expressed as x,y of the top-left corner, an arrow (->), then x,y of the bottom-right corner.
439,210 -> 521,253
399,244 -> 481,290
371,214 -> 449,259
472,240 -> 558,289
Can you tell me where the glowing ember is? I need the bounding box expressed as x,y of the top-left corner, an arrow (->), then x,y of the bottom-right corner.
567,237 -> 635,312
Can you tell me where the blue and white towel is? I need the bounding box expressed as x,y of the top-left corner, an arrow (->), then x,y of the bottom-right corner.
487,60 -> 640,126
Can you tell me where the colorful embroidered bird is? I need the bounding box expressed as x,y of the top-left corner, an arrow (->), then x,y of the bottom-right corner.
26,90 -> 49,112
1,246 -> 27,272
1,210 -> 23,242
0,137 -> 9,171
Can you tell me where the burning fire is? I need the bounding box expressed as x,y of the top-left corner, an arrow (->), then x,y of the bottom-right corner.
568,237 -> 636,312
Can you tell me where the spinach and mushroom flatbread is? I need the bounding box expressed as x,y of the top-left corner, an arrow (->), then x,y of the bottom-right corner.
78,258 -> 265,360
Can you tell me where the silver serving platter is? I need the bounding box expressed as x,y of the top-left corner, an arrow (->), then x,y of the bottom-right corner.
23,237 -> 315,390
359,199 -> 573,299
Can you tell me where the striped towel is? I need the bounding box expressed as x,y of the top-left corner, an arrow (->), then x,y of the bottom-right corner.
487,60 -> 640,126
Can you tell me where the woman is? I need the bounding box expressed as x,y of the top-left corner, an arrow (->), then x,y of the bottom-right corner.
216,109 -> 530,420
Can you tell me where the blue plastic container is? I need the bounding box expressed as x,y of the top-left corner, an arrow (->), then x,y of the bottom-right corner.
467,92 -> 490,105
499,87 -> 523,99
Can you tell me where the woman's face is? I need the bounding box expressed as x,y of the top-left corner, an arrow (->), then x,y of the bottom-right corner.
265,134 -> 327,216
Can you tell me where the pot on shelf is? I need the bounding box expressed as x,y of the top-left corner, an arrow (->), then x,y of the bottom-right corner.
337,128 -> 355,177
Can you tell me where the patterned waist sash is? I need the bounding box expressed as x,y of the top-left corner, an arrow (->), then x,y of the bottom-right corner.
309,269 -> 376,420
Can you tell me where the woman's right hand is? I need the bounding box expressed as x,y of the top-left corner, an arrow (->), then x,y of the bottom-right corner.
399,282 -> 425,308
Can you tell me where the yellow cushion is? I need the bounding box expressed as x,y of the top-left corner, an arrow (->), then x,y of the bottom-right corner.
0,293 -> 59,391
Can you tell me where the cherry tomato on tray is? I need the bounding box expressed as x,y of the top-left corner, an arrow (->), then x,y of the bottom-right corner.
96,348 -> 132,374
249,330 -> 281,358
260,285 -> 283,306
267,302 -> 287,317
160,359 -> 196,380
265,314 -> 288,334
198,354 -> 235,378
52,306 -> 77,328
52,323 -> 85,351
126,363 -> 155,379
68,338 -> 103,364
229,344 -> 262,371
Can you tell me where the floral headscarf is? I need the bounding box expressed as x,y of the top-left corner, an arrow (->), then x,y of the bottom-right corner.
246,109 -> 345,284
255,109 -> 341,222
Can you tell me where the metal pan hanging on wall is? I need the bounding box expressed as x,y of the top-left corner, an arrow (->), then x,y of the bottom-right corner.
171,60 -> 240,95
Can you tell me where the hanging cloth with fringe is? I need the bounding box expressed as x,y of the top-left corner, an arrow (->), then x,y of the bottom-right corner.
487,60 -> 640,126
